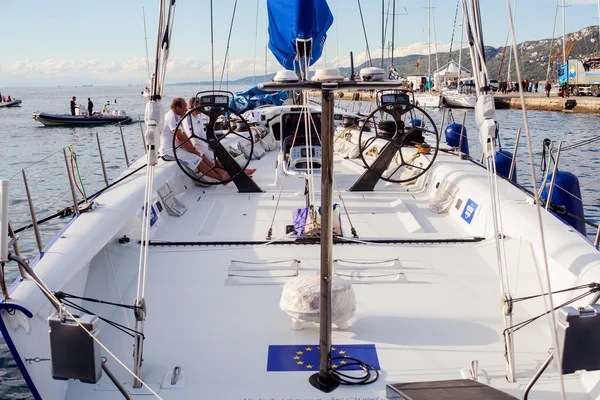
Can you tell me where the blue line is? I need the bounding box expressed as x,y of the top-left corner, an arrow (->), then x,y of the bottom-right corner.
0,303 -> 43,399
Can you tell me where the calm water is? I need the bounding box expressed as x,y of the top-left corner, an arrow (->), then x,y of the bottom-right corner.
1,86 -> 600,398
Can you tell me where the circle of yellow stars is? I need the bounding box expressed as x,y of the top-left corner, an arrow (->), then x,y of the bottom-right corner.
293,347 -> 350,370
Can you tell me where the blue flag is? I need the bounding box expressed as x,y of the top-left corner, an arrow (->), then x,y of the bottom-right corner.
267,344 -> 380,372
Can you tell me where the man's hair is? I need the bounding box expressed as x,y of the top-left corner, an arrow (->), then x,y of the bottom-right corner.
170,97 -> 185,110
188,97 -> 198,109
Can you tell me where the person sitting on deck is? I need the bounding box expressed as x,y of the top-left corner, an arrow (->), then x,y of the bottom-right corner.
159,97 -> 226,182
7,96 -> 11,102
182,97 -> 255,178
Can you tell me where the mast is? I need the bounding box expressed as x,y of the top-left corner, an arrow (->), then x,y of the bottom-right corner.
381,0 -> 385,68
391,0 -> 396,68
432,6 -> 440,89
428,0 -> 432,89
458,5 -> 464,85
546,0 -> 559,82
562,0 -> 566,67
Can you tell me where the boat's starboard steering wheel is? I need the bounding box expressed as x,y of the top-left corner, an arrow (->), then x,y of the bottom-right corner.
357,93 -> 440,184
172,92 -> 254,186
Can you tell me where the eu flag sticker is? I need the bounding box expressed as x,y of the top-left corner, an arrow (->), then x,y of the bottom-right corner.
267,344 -> 380,372
461,198 -> 479,224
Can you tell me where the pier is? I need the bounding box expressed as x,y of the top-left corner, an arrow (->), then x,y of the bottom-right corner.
312,90 -> 600,114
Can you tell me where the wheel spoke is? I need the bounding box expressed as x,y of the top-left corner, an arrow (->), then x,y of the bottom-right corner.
387,162 -> 404,177
363,136 -> 377,150
196,166 -> 217,181
407,163 -> 426,171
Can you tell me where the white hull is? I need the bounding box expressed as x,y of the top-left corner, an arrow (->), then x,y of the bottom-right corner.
441,91 -> 477,108
2,109 -> 600,399
412,93 -> 441,108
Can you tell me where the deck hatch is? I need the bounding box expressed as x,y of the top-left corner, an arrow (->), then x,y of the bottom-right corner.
225,259 -> 300,285
334,258 -> 408,283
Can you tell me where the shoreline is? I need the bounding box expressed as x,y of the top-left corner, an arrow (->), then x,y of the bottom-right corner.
310,90 -> 600,114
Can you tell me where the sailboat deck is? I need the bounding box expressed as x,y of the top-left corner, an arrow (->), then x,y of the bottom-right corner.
67,239 -> 588,399
152,152 -> 474,243
61,153 -> 590,399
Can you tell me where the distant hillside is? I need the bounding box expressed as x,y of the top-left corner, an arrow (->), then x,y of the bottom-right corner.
172,25 -> 599,85
364,25 -> 599,82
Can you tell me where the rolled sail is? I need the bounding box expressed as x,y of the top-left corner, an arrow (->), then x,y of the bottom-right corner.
267,0 -> 334,71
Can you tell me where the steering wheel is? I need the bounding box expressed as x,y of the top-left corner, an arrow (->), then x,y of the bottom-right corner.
172,97 -> 254,186
357,101 -> 439,184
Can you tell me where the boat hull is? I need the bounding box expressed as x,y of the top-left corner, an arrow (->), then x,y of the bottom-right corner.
32,112 -> 133,127
413,93 -> 441,108
0,100 -> 22,108
441,91 -> 477,108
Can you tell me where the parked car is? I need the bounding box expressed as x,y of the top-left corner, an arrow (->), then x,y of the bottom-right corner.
489,79 -> 499,91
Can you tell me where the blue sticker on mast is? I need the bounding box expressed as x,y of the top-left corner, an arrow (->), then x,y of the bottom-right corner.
461,199 -> 479,224
267,344 -> 380,372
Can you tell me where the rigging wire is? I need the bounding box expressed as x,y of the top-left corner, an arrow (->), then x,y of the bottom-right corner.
357,0 -> 373,67
218,0 -> 239,90
253,0 -> 260,85
210,0 -> 215,92
446,1 -> 461,69
143,7 -> 151,84
431,7 -> 440,80
13,266 -> 163,399
546,0 -> 560,82
505,0 -> 567,397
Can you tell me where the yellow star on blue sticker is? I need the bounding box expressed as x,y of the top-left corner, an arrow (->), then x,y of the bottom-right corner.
305,347 -> 312,351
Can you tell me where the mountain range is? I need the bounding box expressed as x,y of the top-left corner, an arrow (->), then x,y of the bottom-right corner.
171,25 -> 600,86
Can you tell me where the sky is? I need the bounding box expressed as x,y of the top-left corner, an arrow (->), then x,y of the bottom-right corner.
0,0 -> 599,87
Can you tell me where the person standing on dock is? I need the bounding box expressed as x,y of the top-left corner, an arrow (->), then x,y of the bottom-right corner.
87,98 -> 94,116
545,82 -> 552,98
70,96 -> 76,115
534,82 -> 538,93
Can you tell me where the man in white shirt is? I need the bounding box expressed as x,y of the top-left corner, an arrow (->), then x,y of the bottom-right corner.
160,97 -> 224,181
183,97 -> 255,177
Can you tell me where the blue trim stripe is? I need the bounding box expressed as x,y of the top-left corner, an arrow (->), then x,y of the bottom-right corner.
0,303 -> 43,399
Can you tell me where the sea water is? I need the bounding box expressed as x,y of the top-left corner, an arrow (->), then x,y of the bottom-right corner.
1,85 -> 600,398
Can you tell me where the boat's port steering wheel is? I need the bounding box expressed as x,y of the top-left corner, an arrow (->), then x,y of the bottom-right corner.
172,95 -> 254,186
357,99 -> 439,184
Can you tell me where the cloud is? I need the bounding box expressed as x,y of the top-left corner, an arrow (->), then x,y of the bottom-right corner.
0,56 -> 285,86
313,42 -> 453,69
0,41 -> 456,86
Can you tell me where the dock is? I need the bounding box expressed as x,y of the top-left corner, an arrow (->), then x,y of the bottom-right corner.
493,93 -> 600,113
309,90 -> 600,113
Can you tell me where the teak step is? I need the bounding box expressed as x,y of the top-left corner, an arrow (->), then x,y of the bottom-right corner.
386,379 -> 518,400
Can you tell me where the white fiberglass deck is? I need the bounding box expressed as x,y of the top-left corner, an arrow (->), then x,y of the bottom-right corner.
67,239 -> 587,399
58,152 -> 589,399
